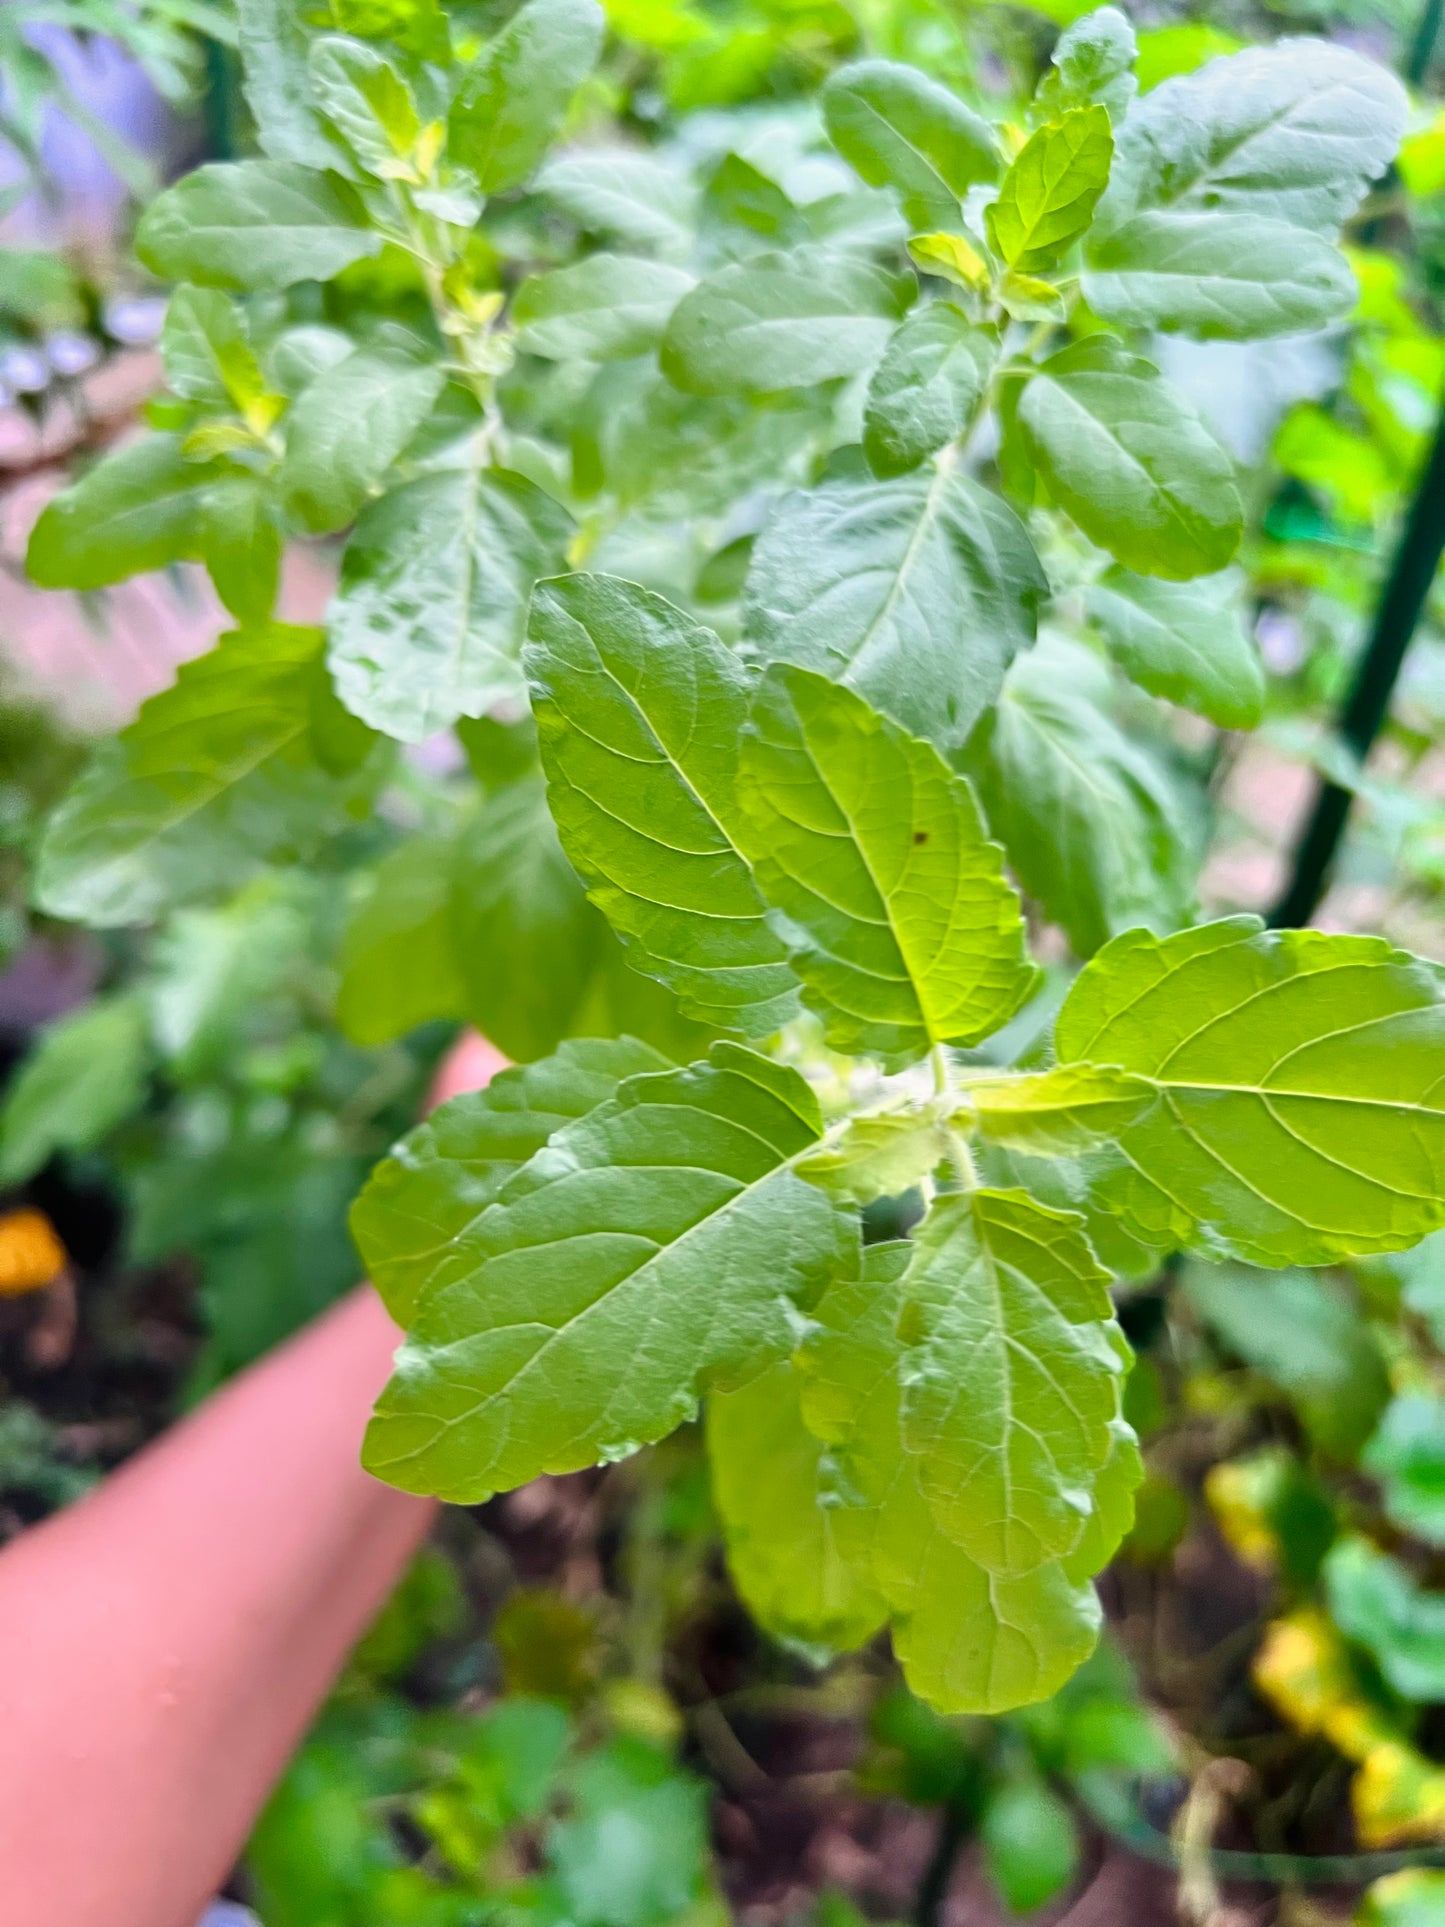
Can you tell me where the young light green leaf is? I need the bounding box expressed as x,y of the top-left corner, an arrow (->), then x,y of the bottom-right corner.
798,1105 -> 953,1205
660,247 -> 913,397
739,665 -> 1037,1062
1036,8 -> 1137,123
328,465 -> 573,740
986,106 -> 1113,274
967,1065 -> 1156,1158
335,831 -> 467,1048
797,1244 -> 1104,1713
524,573 -> 799,1038
1363,1395 -> 1445,1548
1097,38 -> 1406,239
352,1037 -> 669,1323
160,286 -> 270,411
198,475 -> 283,626
278,351 -> 443,534
863,306 -> 997,478
26,434 -> 220,590
0,998 -> 148,1186
135,160 -> 380,292
1084,212 -> 1358,341
822,60 -> 999,228
537,149 -> 697,258
741,457 -> 1045,753
1015,338 -> 1243,580
1061,1408 -> 1143,1584
1325,1537 -> 1445,1704
512,256 -> 695,362
961,637 -> 1197,956
883,1490 -> 1104,1715
709,1360 -> 888,1652
1086,568 -> 1264,729
898,1189 -> 1124,1574
35,624 -> 381,927
1057,917 -> 1445,1265
364,1044 -> 857,1498
447,0 -> 604,194
308,35 -> 421,179
449,772 -> 603,1065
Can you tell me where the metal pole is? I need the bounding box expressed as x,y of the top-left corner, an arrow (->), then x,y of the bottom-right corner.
1270,400 -> 1445,927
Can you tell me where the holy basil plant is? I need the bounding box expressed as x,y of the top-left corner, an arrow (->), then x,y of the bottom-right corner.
24,0 -> 1425,1713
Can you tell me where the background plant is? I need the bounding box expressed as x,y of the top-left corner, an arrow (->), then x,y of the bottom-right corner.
5,0 -> 1445,1916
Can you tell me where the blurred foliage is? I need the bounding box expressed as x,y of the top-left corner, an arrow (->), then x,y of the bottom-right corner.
2,0 -> 1445,1917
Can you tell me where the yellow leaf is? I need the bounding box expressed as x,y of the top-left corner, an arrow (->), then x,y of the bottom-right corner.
1251,1609 -> 1396,1763
0,1207 -> 68,1296
908,231 -> 990,293
1353,1743 -> 1445,1848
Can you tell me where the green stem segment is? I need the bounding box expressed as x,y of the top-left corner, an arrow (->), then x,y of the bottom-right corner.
1271,393 -> 1445,928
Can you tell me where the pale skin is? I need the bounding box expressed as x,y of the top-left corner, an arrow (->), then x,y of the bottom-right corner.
0,1030 -> 506,1927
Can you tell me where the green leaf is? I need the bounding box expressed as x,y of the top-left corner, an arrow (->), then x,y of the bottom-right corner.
351,1038 -> 668,1323
1084,212 -> 1358,341
308,34 -> 420,179
701,153 -> 803,253
537,149 -> 697,258
449,772 -> 602,1064
976,1142 -> 1168,1283
549,1740 -> 710,1926
0,998 -> 148,1186
364,1043 -> 857,1498
797,1244 -> 1104,1713
981,1777 -> 1079,1916
1184,1264 -> 1390,1458
136,160 -> 380,292
279,351 -> 443,534
236,0 -> 334,169
1085,568 -> 1263,729
1015,337 -> 1242,580
335,831 -> 467,1047
898,1189 -> 1125,1574
1061,1405 -> 1144,1583
1036,8 -> 1137,123
35,624 -> 380,927
863,306 -> 997,478
1325,1537 -> 1445,1704
329,465 -> 573,740
524,573 -> 799,1038
1364,1395 -> 1445,1548
967,1065 -> 1156,1157
1358,1871 -> 1445,1927
26,434 -> 217,590
660,247 -> 913,397
709,1360 -> 888,1652
447,0 -> 604,194
513,256 -> 695,362
160,285 -> 270,411
1097,38 -> 1406,240
822,60 -> 999,228
986,106 -> 1113,273
738,665 -> 1037,1062
797,1104 -> 954,1204
741,457 -> 1045,753
1056,917 -> 1445,1265
200,475 -> 283,625
963,637 -> 1197,957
